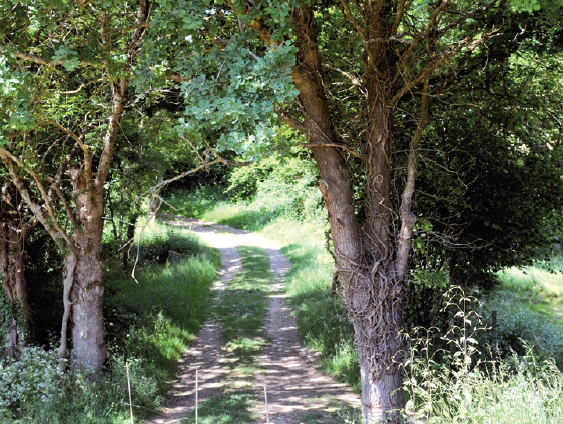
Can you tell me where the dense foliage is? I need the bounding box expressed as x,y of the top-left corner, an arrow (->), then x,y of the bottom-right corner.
1,0 -> 562,422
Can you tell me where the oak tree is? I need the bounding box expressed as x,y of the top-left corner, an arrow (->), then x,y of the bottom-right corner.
221,0 -> 563,421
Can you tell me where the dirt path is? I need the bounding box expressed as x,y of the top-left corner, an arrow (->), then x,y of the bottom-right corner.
144,215 -> 360,424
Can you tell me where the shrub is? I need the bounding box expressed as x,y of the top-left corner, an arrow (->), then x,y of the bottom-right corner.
0,346 -> 62,412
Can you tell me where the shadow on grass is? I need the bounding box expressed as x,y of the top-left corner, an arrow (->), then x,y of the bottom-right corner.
181,389 -> 257,424
215,209 -> 279,232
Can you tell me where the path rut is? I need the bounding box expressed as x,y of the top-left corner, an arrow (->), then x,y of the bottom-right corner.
143,215 -> 360,424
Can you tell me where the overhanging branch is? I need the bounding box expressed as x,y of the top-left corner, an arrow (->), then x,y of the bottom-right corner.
298,142 -> 365,160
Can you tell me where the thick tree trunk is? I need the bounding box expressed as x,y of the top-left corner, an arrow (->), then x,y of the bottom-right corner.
65,156 -> 109,376
360,363 -> 405,423
58,78 -> 128,376
353,87 -> 408,423
69,234 -> 105,376
290,5 -> 409,423
349,270 -> 407,423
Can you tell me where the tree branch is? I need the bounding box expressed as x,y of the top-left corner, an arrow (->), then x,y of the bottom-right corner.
339,0 -> 384,78
126,0 -> 150,62
12,51 -> 107,68
58,251 -> 75,373
390,36 -> 473,107
322,63 -> 366,96
391,0 -> 407,35
94,79 -> 127,193
147,149 -> 252,194
395,78 -> 430,279
46,178 -> 77,229
0,148 -> 74,247
402,0 -> 451,65
297,142 -> 365,160
276,108 -> 306,133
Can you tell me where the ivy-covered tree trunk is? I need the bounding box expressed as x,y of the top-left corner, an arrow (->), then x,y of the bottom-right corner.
0,184 -> 33,358
290,6 -> 414,422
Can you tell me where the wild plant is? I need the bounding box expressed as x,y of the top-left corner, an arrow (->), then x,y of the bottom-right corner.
401,286 -> 563,424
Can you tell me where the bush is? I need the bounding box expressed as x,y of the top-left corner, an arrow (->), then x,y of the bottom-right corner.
224,154 -> 324,224
478,295 -> 563,362
160,185 -> 227,219
0,347 -> 62,412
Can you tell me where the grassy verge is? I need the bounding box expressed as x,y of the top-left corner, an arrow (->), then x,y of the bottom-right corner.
497,260 -> 563,320
477,257 -> 563,365
182,245 -> 273,424
3,221 -> 220,424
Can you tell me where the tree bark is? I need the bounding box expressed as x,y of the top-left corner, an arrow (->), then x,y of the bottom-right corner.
290,4 -> 409,422
0,184 -> 33,358
69,234 -> 105,376
61,78 -> 129,376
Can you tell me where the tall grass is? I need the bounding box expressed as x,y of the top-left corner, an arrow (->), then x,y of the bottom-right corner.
1,221 -> 220,424
403,289 -> 563,423
405,344 -> 563,423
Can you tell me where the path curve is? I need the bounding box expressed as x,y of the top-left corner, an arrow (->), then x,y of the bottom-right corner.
144,214 -> 360,424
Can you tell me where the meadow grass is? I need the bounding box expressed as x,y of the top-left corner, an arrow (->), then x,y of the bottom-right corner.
404,340 -> 563,424
497,263 -> 563,318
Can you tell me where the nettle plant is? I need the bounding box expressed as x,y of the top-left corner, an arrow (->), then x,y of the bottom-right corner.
0,346 -> 62,411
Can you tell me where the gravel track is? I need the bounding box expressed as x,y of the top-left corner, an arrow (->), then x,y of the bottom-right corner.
143,215 -> 360,424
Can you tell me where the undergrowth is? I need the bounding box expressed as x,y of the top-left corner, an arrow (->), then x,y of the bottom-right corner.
1,221 -> 219,424
403,288 -> 563,423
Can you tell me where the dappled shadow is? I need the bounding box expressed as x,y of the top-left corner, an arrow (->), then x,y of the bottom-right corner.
147,215 -> 360,423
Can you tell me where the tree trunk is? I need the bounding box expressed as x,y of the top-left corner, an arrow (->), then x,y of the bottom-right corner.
0,181 -> 34,359
290,5 -> 409,422
56,78 -> 128,376
349,269 -> 407,423
360,363 -> 405,423
69,234 -> 105,376
0,218 -> 32,359
65,160 -> 108,376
